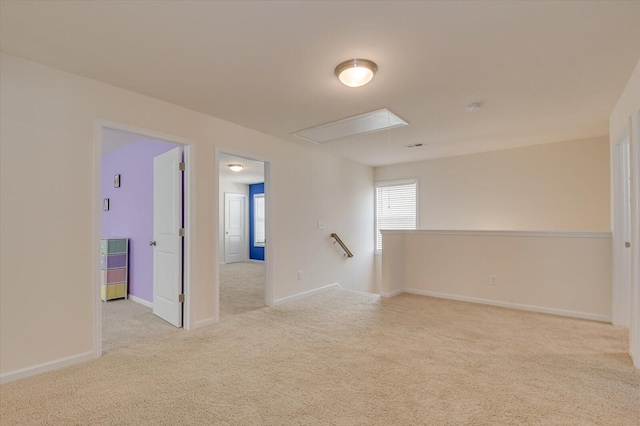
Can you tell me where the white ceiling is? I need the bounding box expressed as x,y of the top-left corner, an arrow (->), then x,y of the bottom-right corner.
2,1 -> 639,166
218,153 -> 265,185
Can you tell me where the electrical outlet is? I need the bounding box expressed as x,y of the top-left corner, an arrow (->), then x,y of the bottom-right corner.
318,221 -> 326,230
489,274 -> 497,285
298,271 -> 304,280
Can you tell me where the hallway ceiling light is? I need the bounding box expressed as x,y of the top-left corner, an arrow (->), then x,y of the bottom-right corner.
335,59 -> 378,88
228,163 -> 244,172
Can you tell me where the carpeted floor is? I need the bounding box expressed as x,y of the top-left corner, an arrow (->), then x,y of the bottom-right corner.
220,261 -> 265,318
1,290 -> 639,425
101,261 -> 265,353
101,298 -> 182,354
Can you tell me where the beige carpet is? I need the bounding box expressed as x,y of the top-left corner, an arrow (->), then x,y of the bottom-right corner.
1,290 -> 639,425
102,299 -> 182,354
220,261 -> 265,318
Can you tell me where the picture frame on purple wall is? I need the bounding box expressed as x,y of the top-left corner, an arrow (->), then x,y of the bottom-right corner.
103,198 -> 110,211
114,174 -> 121,188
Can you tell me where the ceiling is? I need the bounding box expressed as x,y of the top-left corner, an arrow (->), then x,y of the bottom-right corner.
218,153 -> 265,185
1,1 -> 639,166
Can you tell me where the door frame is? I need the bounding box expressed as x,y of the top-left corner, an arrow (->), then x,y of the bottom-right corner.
611,126 -> 632,327
215,147 -> 274,320
224,192 -> 247,263
632,110 -> 640,367
92,119 -> 194,358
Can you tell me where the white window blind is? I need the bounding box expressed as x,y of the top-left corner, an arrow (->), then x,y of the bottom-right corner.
375,180 -> 417,252
254,194 -> 265,246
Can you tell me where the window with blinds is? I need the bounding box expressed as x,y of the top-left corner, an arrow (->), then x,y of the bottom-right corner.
375,180 -> 417,252
254,194 -> 265,246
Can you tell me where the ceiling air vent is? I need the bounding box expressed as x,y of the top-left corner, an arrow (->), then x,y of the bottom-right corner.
292,108 -> 408,144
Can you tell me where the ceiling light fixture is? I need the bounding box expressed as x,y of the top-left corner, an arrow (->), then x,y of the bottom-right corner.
228,163 -> 244,172
335,59 -> 378,88
465,102 -> 481,113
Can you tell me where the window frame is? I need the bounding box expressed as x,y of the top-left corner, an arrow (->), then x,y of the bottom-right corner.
374,178 -> 419,254
253,193 -> 266,247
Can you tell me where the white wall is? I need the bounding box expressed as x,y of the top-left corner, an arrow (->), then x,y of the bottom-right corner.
0,52 -> 375,380
610,58 -> 640,368
375,136 -> 611,232
382,231 -> 612,321
218,179 -> 250,263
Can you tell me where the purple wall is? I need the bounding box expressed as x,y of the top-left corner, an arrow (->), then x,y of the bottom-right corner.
102,139 -> 177,303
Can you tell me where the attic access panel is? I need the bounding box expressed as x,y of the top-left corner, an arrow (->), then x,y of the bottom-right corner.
293,108 -> 408,144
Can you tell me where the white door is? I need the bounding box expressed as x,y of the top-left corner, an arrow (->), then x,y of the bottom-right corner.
612,137 -> 631,327
225,193 -> 245,264
152,147 -> 183,327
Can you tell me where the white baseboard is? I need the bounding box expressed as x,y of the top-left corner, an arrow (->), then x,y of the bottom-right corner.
128,294 -> 153,309
340,288 -> 380,297
0,350 -> 96,384
194,318 -> 217,329
273,283 -> 342,306
380,289 -> 404,298
401,288 -> 611,323
247,259 -> 265,263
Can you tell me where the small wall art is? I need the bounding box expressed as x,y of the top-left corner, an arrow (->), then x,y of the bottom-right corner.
114,174 -> 121,188
103,198 -> 110,211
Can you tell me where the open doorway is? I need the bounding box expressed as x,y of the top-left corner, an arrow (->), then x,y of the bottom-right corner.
97,124 -> 190,354
218,152 -> 268,318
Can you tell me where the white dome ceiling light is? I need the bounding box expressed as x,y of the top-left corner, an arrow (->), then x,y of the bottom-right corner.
335,59 -> 378,88
228,163 -> 244,172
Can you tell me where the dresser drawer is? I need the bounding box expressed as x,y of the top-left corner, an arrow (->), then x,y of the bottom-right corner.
107,239 -> 127,254
106,268 -> 126,284
107,254 -> 127,268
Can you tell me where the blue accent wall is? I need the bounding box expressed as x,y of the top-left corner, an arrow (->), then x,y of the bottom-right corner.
249,183 -> 265,261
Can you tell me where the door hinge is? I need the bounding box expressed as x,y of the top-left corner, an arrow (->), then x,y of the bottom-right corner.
179,228 -> 185,237
178,294 -> 185,303
178,162 -> 185,171
625,241 -> 631,248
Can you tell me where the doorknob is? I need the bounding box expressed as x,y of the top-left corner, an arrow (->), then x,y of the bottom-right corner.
149,241 -> 156,246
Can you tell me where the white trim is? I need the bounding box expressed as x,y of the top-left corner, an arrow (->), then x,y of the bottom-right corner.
390,288 -> 611,322
273,283 -> 342,306
380,289 -> 404,298
340,288 -> 380,297
193,318 -> 217,329
0,351 -> 96,385
247,259 -> 265,263
611,129 -> 633,327
374,178 -> 420,188
128,294 -> 153,309
92,120 -> 103,359
380,229 -> 612,238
